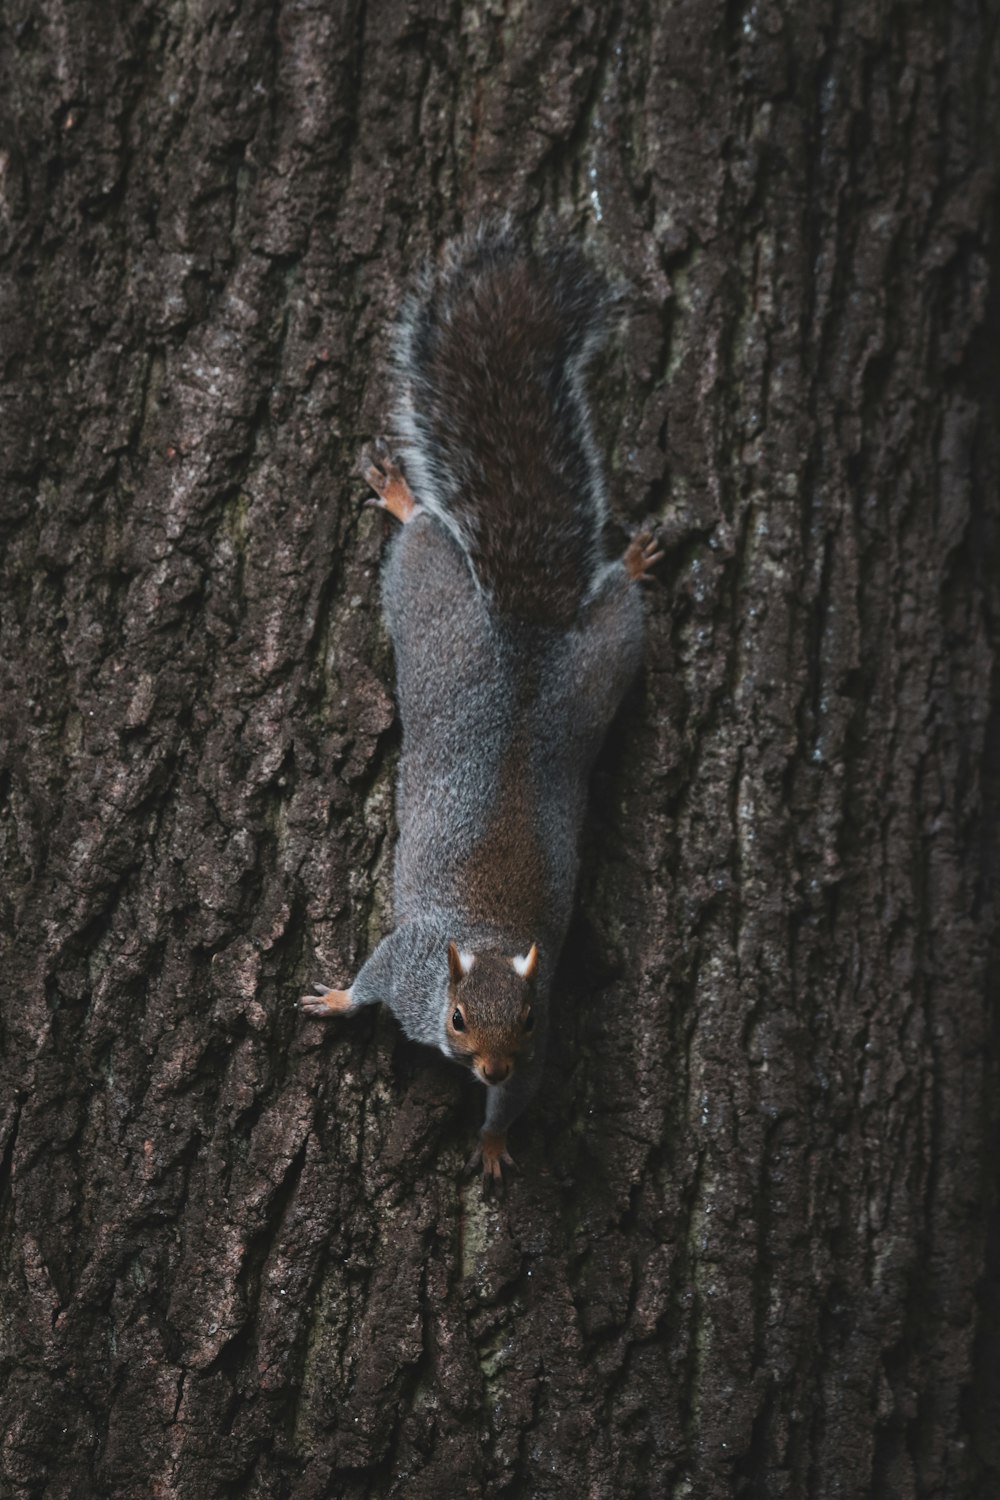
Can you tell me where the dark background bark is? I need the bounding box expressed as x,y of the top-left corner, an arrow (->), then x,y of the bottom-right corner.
1,1 -> 998,1496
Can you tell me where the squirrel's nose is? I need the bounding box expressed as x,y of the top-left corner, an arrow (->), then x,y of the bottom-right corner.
481,1060 -> 511,1084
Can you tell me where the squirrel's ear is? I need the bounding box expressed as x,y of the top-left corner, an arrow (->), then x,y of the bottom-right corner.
512,944 -> 538,980
448,942 -> 475,982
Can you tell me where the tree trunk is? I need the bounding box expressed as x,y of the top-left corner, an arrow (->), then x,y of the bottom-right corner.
1,2 -> 997,1496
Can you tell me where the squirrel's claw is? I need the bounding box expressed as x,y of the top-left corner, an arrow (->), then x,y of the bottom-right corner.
299,985 -> 355,1017
466,1131 -> 515,1196
624,529 -> 663,583
361,440 -> 423,524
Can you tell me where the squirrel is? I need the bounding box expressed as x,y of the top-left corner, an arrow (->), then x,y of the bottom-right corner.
300,222 -> 660,1187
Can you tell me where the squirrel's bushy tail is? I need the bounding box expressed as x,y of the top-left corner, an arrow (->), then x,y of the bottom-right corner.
394,221 -> 617,627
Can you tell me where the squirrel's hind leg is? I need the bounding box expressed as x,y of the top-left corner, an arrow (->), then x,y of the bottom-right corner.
362,440 -> 423,524
623,529 -> 664,583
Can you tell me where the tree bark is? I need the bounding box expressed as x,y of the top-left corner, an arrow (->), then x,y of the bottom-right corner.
1,2 -> 998,1496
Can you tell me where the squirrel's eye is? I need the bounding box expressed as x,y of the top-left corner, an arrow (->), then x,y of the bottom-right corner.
452,1009 -> 465,1031
523,1011 -> 535,1033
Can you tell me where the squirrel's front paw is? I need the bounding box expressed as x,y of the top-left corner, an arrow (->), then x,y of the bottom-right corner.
623,529 -> 664,583
361,440 -> 422,524
466,1130 -> 515,1196
299,982 -> 355,1017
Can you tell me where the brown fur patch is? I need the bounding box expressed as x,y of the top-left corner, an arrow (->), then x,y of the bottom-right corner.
458,737 -> 549,937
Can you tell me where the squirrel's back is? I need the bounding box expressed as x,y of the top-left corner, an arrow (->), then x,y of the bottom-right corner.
394,222 -> 616,627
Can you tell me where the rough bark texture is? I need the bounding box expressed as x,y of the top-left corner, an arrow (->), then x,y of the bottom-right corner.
1,2 -> 998,1497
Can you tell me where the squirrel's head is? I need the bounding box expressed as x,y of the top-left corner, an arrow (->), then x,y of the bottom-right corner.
444,941 -> 538,1085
